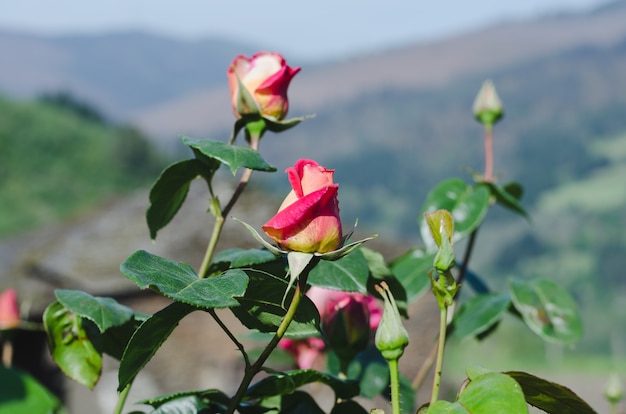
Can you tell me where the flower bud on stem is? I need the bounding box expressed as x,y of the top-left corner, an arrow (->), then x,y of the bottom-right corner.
375,282 -> 408,414
423,209 -> 459,406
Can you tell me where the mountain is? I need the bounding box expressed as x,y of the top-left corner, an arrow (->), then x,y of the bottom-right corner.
130,0 -> 626,143
0,30 -> 260,118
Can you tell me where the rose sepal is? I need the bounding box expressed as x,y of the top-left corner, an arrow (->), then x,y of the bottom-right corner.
232,217 -> 284,255
229,114 -> 313,145
315,234 -> 378,261
263,113 -> 314,133
233,217 -> 377,262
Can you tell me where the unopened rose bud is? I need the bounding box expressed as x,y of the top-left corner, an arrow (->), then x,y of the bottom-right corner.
605,373 -> 624,405
375,282 -> 408,361
262,159 -> 342,253
473,79 -> 504,126
324,295 -> 371,360
227,52 -> 300,120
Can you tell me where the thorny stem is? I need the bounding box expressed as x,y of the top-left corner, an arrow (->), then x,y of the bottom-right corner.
225,279 -> 306,414
198,134 -> 260,278
430,305 -> 448,405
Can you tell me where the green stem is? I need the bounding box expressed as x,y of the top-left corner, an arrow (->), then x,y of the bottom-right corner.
225,280 -> 305,414
209,308 -> 250,368
199,212 -> 224,279
113,382 -> 132,414
389,358 -> 402,414
455,227 -> 479,296
430,305 -> 448,405
198,133 -> 261,278
484,123 -> 493,182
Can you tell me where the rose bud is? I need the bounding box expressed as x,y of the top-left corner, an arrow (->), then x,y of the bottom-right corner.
227,52 -> 300,120
375,282 -> 409,361
262,159 -> 342,253
0,288 -> 20,330
323,294 -> 372,360
473,79 -> 504,126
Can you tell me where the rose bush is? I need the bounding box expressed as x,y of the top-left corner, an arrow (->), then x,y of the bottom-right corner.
262,159 -> 342,253
227,52 -> 300,120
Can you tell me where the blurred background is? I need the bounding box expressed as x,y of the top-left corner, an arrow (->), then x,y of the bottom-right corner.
1,0 -> 625,412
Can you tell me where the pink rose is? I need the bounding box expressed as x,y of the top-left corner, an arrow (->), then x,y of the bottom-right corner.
227,52 -> 300,120
0,288 -> 20,330
279,337 -> 325,370
262,159 -> 342,253
279,287 -> 382,369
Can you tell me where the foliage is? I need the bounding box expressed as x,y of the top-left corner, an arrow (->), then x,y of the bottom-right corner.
0,95 -> 166,237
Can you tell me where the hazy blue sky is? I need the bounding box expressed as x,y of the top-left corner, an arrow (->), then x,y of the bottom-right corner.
0,0 -> 607,60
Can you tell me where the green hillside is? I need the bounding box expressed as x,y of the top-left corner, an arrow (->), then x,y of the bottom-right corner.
0,95 -> 165,237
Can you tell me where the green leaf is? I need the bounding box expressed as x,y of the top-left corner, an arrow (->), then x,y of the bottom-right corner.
55,290 -> 135,332
389,248 -> 434,303
428,372 -> 527,413
427,401 -> 468,413
509,278 -> 583,345
420,178 -> 490,252
140,389 -> 231,413
330,400 -> 368,414
146,159 -> 215,240
482,182 -> 528,219
452,293 -> 511,341
278,391 -> 325,414
346,346 -> 389,398
120,250 -> 248,309
263,114 -> 312,134
150,396 -> 208,413
505,371 -> 596,414
308,248 -> 369,293
118,301 -> 196,391
246,369 -> 359,400
231,270 -> 320,338
140,389 -> 231,408
100,317 -> 146,360
212,248 -> 279,269
0,365 -> 66,414
182,136 -> 276,174
43,301 -> 102,389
